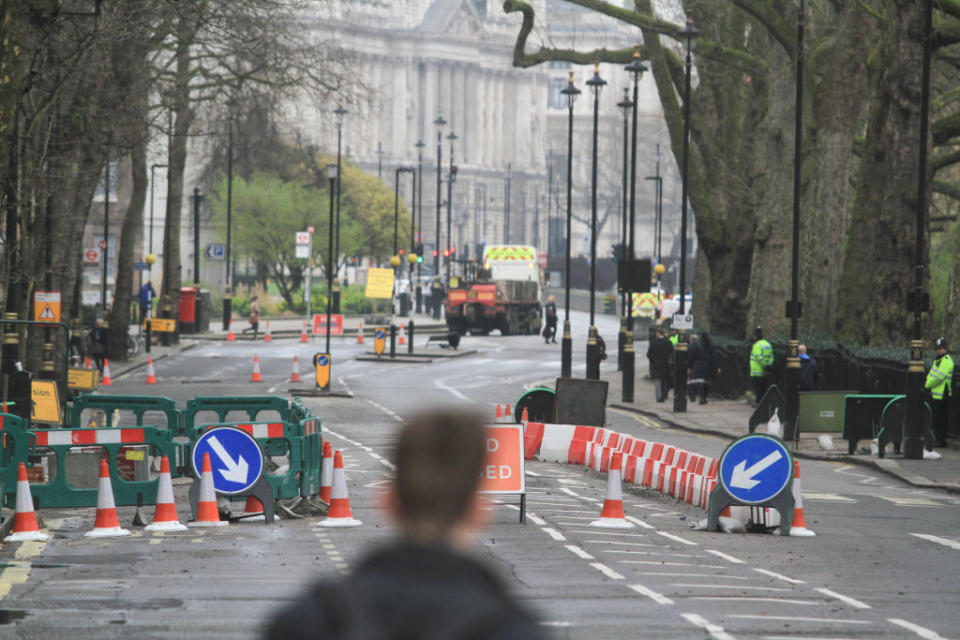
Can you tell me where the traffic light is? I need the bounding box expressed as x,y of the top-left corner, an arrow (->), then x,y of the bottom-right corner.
442,249 -> 450,258
432,250 -> 438,257
416,243 -> 424,258
349,256 -> 358,265
449,246 -> 456,255
417,254 -> 423,263
398,249 -> 404,255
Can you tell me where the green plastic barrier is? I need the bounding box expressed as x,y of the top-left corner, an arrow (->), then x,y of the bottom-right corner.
298,415 -> 322,497
183,396 -> 298,435
188,420 -> 304,500
0,412 -> 36,496
2,420 -> 180,509
69,394 -> 181,434
876,395 -> 934,457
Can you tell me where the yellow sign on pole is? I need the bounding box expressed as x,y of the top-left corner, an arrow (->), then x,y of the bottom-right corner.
365,268 -> 395,299
31,380 -> 63,425
313,353 -> 331,390
146,318 -> 177,333
34,291 -> 61,323
68,368 -> 100,391
373,328 -> 387,356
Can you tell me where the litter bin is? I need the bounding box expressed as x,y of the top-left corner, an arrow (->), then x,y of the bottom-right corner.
195,289 -> 211,333
179,287 -> 197,334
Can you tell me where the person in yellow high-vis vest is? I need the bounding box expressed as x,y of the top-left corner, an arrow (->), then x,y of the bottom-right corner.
926,337 -> 954,447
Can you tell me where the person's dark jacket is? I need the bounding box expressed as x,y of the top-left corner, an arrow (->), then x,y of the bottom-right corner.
687,340 -> 717,382
263,541 -> 546,640
799,353 -> 818,391
647,335 -> 673,379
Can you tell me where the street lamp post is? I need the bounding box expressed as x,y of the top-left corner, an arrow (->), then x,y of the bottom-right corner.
586,62 -> 606,381
560,72 -> 580,378
616,88 -> 632,374
433,113 -> 446,319
674,18 -> 700,413
784,0 -> 806,442
192,187 -> 202,285
333,104 -> 347,314
149,164 -> 167,259
102,159 -> 110,317
446,130 -> 458,287
223,100 -> 235,330
415,139 -> 425,312
325,163 -> 338,357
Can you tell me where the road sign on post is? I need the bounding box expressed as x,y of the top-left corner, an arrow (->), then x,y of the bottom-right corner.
707,433 -> 795,535
206,244 -> 225,260
672,313 -> 694,330
192,427 -> 265,495
480,423 -> 526,523
314,353 -> 331,390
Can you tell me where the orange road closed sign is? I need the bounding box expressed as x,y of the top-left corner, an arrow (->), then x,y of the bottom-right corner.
479,424 -> 525,494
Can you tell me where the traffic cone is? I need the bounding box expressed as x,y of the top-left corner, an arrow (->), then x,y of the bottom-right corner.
101,359 -> 112,386
521,407 -> 529,423
318,441 -> 334,504
85,458 -> 130,537
299,322 -> 309,343
505,404 -> 512,420
356,320 -> 365,344
145,456 -> 187,532
84,356 -> 94,370
4,463 -> 49,542
240,496 -> 265,522
790,461 -> 816,537
316,450 -> 361,527
250,354 -> 263,383
590,452 -> 633,529
495,404 -> 503,421
226,320 -> 236,342
263,321 -> 273,342
145,357 -> 157,384
190,452 -> 228,527
398,324 -> 406,346
290,356 -> 302,383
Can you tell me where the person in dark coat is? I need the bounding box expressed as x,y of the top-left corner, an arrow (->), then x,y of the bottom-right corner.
543,295 -> 558,344
263,409 -> 546,640
646,327 -> 673,403
687,332 -> 718,405
798,344 -> 819,391
87,319 -> 108,373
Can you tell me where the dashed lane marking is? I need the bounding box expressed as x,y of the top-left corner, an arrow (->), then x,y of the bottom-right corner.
365,400 -> 404,422
888,618 -> 950,640
706,549 -> 744,564
752,568 -> 805,584
526,512 -> 546,526
565,545 -> 594,560
542,528 -> 566,541
627,583 -> 674,605
804,492 -> 856,502
671,583 -> 793,592
617,560 -> 724,568
909,533 -> 960,551
625,515 -> 656,529
570,530 -> 648,537
813,587 -> 871,609
878,496 -> 943,507
654,530 -> 698,546
681,613 -> 735,640
589,563 -> 624,580
729,615 -> 870,625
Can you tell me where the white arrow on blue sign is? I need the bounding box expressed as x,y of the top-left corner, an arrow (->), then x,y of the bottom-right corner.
718,433 -> 792,504
206,244 -> 226,260
192,426 -> 265,495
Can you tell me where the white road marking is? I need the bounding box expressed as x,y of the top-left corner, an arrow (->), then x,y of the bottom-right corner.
583,540 -> 649,547
804,492 -> 856,502
526,513 -> 546,526
618,560 -> 724,568
433,376 -> 475,402
878,496 -> 942,507
814,587 -> 871,609
627,583 -> 674,605
365,399 -> 403,422
625,515 -> 656,529
565,545 -> 594,560
730,615 -> 869,625
323,428 -> 394,470
561,488 -> 584,498
654,530 -> 698,546
605,550 -> 696,557
542,527 -> 566,541
752,568 -> 806,584
910,533 -> 960,551
569,530 -> 648,538
525,469 -> 541,476
888,618 -> 950,640
681,613 -> 735,640
672,584 -> 792,592
690,597 -> 819,605
589,563 -> 625,580
636,572 -> 752,580
706,549 -> 744,564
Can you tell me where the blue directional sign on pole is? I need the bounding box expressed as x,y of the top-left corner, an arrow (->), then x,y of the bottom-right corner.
206,244 -> 226,261
192,426 -> 265,495
717,433 -> 793,505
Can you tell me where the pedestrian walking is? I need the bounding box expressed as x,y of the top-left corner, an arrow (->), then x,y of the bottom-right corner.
263,409 -> 547,639
543,296 -> 558,344
139,281 -> 156,326
87,319 -> 108,373
687,332 -> 719,405
798,344 -> 819,391
647,327 -> 673,403
926,337 -> 953,448
247,296 -> 261,340
749,326 -> 774,406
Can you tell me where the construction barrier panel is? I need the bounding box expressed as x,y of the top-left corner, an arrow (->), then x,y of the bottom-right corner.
183,396 -> 304,435
70,394 -> 181,433
298,416 -> 323,498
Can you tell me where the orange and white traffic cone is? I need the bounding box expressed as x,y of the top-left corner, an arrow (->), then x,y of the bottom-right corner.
190,452 -> 228,527
263,321 -> 272,342
250,354 -> 263,383
101,359 -> 112,386
4,463 -> 49,542
240,496 -> 265,522
521,407 -> 529,423
398,325 -> 406,346
85,458 -> 130,537
495,404 -> 503,422
356,320 -> 365,344
299,322 -> 309,343
226,320 -> 236,342
505,404 -> 512,420
145,456 -> 187,532
318,441 -> 334,504
84,356 -> 94,370
145,357 -> 157,384
590,452 -> 633,529
790,460 -> 815,537
290,356 -> 302,383
316,450 -> 361,527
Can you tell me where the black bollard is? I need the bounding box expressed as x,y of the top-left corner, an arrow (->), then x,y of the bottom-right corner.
390,324 -> 397,358
408,320 -> 415,354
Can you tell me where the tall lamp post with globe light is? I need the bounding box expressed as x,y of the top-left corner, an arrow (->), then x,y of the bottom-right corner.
560,72 -> 580,378
585,63 -> 606,381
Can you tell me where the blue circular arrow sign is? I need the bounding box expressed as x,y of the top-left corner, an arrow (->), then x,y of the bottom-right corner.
192,426 -> 265,495
374,330 -> 385,339
718,433 -> 793,505
317,354 -> 329,366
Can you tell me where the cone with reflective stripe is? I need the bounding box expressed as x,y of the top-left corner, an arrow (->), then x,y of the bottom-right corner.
145,357 -> 157,384
299,322 -> 309,343
495,404 -> 503,421
356,320 -> 365,344
145,456 -> 187,532
317,450 -> 361,527
789,460 -> 815,536
398,324 -> 406,346
290,355 -> 302,383
84,356 -> 94,370
250,354 -> 263,383
521,407 -> 529,423
318,441 -> 334,504
591,452 -> 633,528
226,320 -> 236,342
101,359 -> 112,386
4,463 -> 49,542
240,496 -> 265,522
263,320 -> 272,342
85,458 -> 130,537
505,404 -> 512,420
190,452 -> 228,527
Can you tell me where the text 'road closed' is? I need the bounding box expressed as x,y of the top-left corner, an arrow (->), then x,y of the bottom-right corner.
479,424 -> 525,494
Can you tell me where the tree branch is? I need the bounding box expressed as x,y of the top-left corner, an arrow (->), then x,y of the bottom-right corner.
730,0 -> 793,54
932,177 -> 960,201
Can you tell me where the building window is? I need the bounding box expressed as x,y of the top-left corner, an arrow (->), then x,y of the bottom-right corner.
549,78 -> 566,110
548,60 -> 572,70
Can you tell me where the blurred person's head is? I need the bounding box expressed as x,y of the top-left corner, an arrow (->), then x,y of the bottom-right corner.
388,409 -> 488,546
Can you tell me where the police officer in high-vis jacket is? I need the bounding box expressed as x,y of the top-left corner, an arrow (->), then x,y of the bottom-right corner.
926,337 -> 954,447
749,326 -> 774,407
